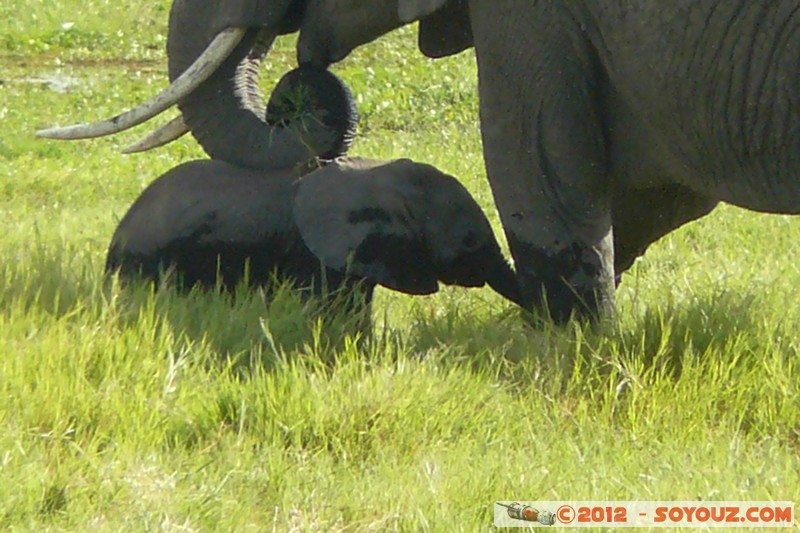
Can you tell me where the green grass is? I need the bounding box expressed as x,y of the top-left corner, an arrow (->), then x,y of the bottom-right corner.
2,2 -> 799,530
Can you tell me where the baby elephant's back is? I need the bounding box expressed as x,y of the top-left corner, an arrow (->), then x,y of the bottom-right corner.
106,160 -> 299,287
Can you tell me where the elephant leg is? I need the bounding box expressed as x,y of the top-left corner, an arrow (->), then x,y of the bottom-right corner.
471,2 -> 614,322
310,269 -> 374,313
612,185 -> 718,285
315,272 -> 374,339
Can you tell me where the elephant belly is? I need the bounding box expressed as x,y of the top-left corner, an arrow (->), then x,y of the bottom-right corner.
169,240 -> 337,292
607,99 -> 800,214
594,0 -> 800,213
607,97 -> 800,214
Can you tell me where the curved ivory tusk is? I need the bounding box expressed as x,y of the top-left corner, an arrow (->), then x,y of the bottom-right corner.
36,27 -> 246,140
120,115 -> 190,153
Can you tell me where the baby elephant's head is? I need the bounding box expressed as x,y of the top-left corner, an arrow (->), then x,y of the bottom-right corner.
295,158 -> 522,304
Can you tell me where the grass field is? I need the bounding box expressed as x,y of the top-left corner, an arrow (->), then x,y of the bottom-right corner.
2,2 -> 799,530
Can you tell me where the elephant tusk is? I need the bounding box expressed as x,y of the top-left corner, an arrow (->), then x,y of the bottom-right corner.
35,27 -> 247,140
120,115 -> 190,153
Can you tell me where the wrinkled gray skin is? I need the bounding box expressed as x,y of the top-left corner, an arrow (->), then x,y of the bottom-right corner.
106,157 -> 521,306
169,0 -> 800,321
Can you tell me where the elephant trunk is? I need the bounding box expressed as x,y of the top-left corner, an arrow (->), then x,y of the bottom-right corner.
486,256 -> 523,307
436,241 -> 523,307
167,0 -> 355,170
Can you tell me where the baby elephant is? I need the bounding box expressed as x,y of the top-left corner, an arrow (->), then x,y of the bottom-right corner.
106,157 -> 521,305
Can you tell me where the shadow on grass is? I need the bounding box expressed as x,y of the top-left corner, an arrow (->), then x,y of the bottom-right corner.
4,241 -> 795,384
404,286 -> 796,387
110,276 -> 377,373
0,240 -> 372,370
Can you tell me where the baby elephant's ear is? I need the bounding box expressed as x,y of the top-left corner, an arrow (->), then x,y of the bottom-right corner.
293,159 -> 439,294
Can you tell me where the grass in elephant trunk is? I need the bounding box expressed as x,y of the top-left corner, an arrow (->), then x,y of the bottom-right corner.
266,80 -> 317,127
261,64 -> 358,161
1,1 -> 799,530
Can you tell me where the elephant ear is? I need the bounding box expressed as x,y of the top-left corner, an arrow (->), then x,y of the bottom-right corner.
397,0 -> 472,58
397,0 -> 448,22
293,158 -> 439,295
417,0 -> 473,58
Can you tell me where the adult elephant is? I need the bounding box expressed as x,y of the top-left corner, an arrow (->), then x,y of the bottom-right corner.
39,1 -> 800,321
300,0 -> 800,322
